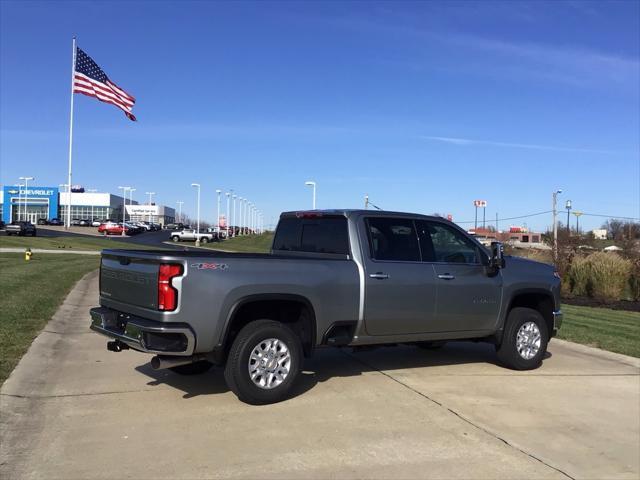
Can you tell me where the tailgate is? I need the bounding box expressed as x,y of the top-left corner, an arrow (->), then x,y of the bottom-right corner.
100,253 -> 160,309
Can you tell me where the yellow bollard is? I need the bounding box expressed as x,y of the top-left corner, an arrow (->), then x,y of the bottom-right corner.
25,248 -> 33,261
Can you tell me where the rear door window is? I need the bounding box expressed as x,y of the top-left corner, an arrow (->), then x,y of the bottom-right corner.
273,216 -> 349,255
366,218 -> 421,262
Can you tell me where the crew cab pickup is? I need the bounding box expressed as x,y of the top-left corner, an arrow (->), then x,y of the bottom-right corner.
90,210 -> 562,404
170,229 -> 216,243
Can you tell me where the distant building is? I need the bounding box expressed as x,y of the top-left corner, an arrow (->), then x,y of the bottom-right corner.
469,226 -> 542,244
592,229 -> 608,240
1,186 -> 175,226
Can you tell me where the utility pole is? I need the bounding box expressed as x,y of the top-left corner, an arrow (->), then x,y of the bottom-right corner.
216,190 -> 222,234
364,194 -> 369,209
176,201 -> 184,223
225,192 -> 231,237
552,189 -> 562,263
573,211 -> 583,236
305,181 -> 316,209
565,200 -> 572,234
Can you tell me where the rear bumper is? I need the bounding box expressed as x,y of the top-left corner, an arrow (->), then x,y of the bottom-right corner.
90,307 -> 196,356
552,309 -> 563,336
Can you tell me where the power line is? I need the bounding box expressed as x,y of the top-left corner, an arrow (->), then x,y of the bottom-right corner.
455,210 -> 552,225
580,213 -> 640,221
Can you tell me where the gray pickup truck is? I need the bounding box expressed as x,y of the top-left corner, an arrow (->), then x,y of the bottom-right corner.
90,210 -> 562,404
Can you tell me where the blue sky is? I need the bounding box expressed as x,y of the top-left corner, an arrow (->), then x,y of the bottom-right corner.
1,0 -> 638,230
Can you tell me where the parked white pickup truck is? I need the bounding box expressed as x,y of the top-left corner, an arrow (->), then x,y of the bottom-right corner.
170,229 -> 215,243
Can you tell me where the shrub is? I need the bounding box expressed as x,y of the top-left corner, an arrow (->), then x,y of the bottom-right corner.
567,252 -> 632,302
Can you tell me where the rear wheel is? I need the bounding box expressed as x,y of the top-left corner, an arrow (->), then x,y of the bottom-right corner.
224,320 -> 302,405
496,307 -> 548,370
200,237 -> 209,244
172,236 -> 179,242
169,360 -> 213,375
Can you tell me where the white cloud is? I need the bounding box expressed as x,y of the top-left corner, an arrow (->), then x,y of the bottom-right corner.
422,135 -> 621,154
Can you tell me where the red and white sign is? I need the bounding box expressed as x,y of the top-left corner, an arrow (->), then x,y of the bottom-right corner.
473,200 -> 487,207
447,214 -> 453,221
218,215 -> 227,228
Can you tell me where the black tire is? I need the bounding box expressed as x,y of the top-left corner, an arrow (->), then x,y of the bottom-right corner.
172,236 -> 179,242
496,307 -> 549,370
416,341 -> 447,350
169,360 -> 213,375
224,319 -> 302,405
200,237 -> 208,244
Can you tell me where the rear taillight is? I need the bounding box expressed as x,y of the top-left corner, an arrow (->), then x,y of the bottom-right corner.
158,263 -> 182,311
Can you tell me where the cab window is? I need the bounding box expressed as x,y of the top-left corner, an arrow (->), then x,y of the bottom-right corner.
419,221 -> 483,264
366,217 -> 420,262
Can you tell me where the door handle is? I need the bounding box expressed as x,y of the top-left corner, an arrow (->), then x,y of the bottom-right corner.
369,273 -> 390,280
438,274 -> 455,280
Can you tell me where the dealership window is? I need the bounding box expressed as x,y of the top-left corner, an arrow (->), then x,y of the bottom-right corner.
59,206 -> 111,220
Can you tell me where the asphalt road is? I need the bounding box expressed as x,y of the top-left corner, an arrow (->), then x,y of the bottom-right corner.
35,225 -> 184,249
1,271 -> 639,479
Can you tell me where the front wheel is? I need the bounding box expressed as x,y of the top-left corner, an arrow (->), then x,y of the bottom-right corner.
172,236 -> 179,242
200,237 -> 208,244
224,320 -> 302,405
496,307 -> 549,370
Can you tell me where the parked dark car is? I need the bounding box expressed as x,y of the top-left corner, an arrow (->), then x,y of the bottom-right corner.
5,221 -> 37,236
79,219 -> 92,227
164,223 -> 184,230
49,218 -> 62,226
37,218 -> 49,225
71,218 -> 82,226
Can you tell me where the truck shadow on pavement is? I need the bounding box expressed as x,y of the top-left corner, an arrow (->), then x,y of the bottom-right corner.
134,342 -> 552,401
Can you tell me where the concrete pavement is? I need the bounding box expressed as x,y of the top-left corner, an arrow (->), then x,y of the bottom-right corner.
1,271 -> 638,479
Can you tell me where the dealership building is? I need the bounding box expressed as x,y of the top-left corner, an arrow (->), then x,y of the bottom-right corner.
1,186 -> 175,225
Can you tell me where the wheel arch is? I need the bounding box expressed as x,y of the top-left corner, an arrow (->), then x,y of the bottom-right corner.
505,289 -> 555,341
219,294 -> 317,363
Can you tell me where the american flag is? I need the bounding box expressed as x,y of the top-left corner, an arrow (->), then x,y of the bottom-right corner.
73,47 -> 136,121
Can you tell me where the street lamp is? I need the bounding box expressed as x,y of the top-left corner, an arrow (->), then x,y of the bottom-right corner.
19,176 -> 34,222
191,183 -> 201,235
145,192 -> 156,222
117,186 -> 131,236
176,201 -> 184,223
225,192 -> 231,238
232,194 -> 237,237
552,189 -> 562,262
565,200 -> 572,234
87,188 -> 98,223
238,197 -> 244,236
305,181 -> 316,209
216,189 -> 222,233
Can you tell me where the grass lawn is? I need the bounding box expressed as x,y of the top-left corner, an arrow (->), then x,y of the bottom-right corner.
558,304 -> 640,357
0,253 -> 100,385
201,233 -> 274,253
0,234 -> 157,251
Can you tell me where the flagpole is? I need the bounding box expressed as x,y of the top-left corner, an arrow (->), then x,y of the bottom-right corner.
66,36 -> 76,229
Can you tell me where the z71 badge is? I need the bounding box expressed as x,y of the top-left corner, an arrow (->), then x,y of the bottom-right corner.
191,263 -> 229,271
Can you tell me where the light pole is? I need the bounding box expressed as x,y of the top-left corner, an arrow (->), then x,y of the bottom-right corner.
191,183 -> 201,235
565,200 -> 572,234
118,186 -> 131,236
87,188 -> 98,222
232,194 -> 237,237
243,198 -> 248,235
552,189 -> 562,263
238,197 -> 244,236
216,189 -> 222,233
176,201 -> 184,223
225,192 -> 231,237
145,192 -> 156,222
127,188 -> 136,223
19,176 -> 34,222
305,181 -> 316,209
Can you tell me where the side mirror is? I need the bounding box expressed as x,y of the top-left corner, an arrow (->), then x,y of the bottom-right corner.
489,242 -> 505,269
